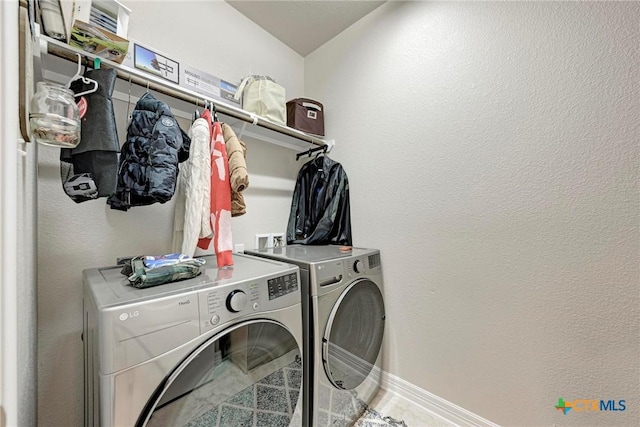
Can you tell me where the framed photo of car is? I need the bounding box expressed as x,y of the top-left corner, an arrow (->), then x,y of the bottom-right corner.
69,19 -> 129,64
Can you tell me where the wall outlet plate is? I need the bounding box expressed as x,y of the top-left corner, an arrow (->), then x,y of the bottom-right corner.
255,234 -> 271,250
272,232 -> 285,247
254,233 -> 286,249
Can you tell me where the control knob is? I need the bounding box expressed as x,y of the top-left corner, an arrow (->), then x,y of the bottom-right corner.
353,259 -> 364,273
226,290 -> 248,313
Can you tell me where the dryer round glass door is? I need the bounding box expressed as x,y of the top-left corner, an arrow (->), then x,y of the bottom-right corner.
138,320 -> 302,427
323,279 -> 385,390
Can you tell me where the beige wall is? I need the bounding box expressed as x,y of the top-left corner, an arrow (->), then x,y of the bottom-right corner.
37,1 -> 304,425
305,1 -> 639,425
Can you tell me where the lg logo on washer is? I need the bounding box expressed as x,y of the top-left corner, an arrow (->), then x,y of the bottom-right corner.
119,311 -> 140,321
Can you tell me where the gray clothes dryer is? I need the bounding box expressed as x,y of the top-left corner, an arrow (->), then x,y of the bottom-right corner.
83,253 -> 304,427
245,245 -> 385,427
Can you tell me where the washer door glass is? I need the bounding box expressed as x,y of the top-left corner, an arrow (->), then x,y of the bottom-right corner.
323,279 -> 385,390
139,320 -> 302,427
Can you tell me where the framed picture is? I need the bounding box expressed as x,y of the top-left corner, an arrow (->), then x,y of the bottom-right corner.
69,19 -> 129,64
134,44 -> 179,84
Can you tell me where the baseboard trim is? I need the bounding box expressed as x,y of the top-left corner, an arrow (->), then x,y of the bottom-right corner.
380,372 -> 500,427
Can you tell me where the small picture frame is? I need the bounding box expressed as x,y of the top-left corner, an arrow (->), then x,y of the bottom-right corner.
134,44 -> 179,85
69,19 -> 129,64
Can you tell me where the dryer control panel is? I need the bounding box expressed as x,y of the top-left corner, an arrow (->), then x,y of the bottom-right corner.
346,252 -> 382,278
346,257 -> 366,278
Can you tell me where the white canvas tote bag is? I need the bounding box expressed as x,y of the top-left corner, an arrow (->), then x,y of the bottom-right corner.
234,75 -> 286,124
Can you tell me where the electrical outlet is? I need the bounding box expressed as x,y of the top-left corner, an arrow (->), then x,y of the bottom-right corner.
272,233 -> 285,247
234,244 -> 245,253
255,234 -> 271,250
255,233 -> 286,249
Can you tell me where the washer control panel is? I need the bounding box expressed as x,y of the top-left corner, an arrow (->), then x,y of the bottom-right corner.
226,290 -> 248,312
198,269 -> 300,332
267,272 -> 298,300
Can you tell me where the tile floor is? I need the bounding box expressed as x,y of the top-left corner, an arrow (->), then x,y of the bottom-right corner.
147,346 -> 453,427
148,350 -> 302,427
355,389 -> 455,427
182,356 -> 302,427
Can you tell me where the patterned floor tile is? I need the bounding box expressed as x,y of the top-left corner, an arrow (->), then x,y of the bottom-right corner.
256,384 -> 289,413
285,367 -> 302,390
226,385 -> 255,408
184,407 -> 218,427
218,405 -> 253,426
256,411 -> 291,427
259,369 -> 286,387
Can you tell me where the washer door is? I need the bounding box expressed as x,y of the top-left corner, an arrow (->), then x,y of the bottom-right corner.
323,279 -> 385,390
138,320 -> 302,427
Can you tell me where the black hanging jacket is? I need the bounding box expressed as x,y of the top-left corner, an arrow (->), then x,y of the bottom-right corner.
61,68 -> 119,201
108,93 -> 190,211
287,155 -> 352,245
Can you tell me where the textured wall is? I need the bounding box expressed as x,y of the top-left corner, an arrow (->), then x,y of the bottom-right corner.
305,1 -> 639,425
37,1 -> 304,425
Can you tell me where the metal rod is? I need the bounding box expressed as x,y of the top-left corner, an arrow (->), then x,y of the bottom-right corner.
42,36 -> 325,147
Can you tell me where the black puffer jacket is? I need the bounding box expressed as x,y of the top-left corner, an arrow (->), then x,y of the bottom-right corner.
108,93 -> 190,211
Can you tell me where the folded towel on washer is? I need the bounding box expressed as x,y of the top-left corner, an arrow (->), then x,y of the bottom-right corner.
141,253 -> 201,269
121,254 -> 206,288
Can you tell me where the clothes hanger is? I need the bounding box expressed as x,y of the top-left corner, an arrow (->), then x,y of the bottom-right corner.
314,145 -> 328,159
193,96 -> 200,122
203,100 -> 214,126
67,53 -> 98,98
295,144 -> 328,161
313,145 -> 328,168
211,103 -> 219,122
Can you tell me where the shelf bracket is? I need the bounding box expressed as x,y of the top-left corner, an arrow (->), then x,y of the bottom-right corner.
325,139 -> 335,153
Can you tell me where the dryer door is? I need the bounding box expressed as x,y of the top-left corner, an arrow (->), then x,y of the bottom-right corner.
138,320 -> 302,427
323,279 -> 385,390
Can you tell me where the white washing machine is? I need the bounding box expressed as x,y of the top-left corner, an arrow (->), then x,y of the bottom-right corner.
83,253 -> 304,427
245,245 -> 385,427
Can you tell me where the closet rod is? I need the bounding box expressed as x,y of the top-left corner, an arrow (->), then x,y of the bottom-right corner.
40,36 -> 326,147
